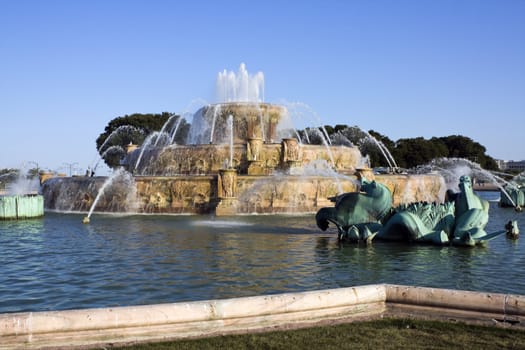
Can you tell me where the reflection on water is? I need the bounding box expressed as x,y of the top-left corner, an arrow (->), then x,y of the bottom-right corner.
475,190 -> 501,202
0,198 -> 523,314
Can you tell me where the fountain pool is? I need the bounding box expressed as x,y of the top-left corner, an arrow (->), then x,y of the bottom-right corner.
0,196 -> 523,314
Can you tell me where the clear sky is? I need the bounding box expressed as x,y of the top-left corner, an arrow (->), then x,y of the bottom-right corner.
1,0 -> 524,174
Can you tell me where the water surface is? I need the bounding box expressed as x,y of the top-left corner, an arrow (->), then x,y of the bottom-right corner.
1,196 -> 523,314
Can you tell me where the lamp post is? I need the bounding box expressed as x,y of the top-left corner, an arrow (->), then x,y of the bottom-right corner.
63,162 -> 79,177
27,161 -> 40,178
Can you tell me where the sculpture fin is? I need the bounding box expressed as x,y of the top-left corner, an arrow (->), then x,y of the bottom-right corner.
364,227 -> 378,245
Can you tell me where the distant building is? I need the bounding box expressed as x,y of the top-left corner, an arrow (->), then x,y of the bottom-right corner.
495,159 -> 506,170
499,160 -> 525,172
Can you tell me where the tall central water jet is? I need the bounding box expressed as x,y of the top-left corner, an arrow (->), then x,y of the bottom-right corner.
216,63 -> 264,103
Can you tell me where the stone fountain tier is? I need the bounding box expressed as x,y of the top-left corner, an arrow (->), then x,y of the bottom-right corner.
44,99 -> 447,216
126,139 -> 363,176
41,173 -> 445,216
192,102 -> 286,144
41,176 -> 136,214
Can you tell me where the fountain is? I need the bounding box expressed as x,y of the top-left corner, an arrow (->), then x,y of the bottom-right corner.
82,168 -> 138,223
0,166 -> 44,220
91,125 -> 145,174
42,64 -> 445,216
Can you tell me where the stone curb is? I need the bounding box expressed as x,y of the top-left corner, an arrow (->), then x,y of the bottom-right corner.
0,284 -> 523,349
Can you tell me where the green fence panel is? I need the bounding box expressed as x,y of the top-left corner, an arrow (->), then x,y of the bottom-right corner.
0,195 -> 44,220
0,196 -> 18,219
16,195 -> 44,219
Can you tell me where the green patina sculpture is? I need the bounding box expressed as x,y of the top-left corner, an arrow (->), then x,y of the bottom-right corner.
450,175 -> 492,246
506,220 -> 520,240
501,175 -> 525,209
316,175 -> 519,247
315,179 -> 392,243
377,201 -> 454,245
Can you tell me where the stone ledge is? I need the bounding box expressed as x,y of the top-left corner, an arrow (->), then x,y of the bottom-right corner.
1,284 -> 523,349
384,284 -> 525,328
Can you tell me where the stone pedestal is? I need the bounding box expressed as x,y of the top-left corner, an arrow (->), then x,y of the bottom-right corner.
286,160 -> 304,175
215,198 -> 239,216
267,114 -> 279,143
218,169 -> 237,199
247,115 -> 264,140
216,168 -> 238,215
247,138 -> 263,161
247,160 -> 266,175
281,138 -> 302,174
282,138 -> 301,162
246,137 -> 265,175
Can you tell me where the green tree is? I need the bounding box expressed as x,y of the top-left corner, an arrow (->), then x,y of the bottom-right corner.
0,168 -> 19,191
334,124 -> 350,133
27,168 -> 40,179
301,125 -> 498,171
438,135 -> 497,170
395,138 -> 440,168
96,112 -> 190,168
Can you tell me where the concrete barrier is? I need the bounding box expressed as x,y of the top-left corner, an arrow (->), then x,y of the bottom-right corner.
0,284 -> 386,349
384,284 -> 525,326
0,284 -> 523,349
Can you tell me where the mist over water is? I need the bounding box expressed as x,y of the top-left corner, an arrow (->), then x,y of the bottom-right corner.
2,167 -> 40,195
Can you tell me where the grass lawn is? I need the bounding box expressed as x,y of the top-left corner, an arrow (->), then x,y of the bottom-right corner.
121,318 -> 525,349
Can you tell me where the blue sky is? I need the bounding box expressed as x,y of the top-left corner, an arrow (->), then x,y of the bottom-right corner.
1,0 -> 524,173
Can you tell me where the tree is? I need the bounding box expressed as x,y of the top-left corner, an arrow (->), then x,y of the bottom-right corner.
395,137 -> 443,168
27,168 -> 40,179
96,112 -> 190,168
0,168 -> 19,191
437,135 -> 497,170
297,124 -> 498,171
320,126 -> 397,168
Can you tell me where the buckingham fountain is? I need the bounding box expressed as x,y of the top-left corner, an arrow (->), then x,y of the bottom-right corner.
4,65 -> 524,349
41,64 -> 447,218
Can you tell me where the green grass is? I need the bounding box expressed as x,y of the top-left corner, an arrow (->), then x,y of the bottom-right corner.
121,318 -> 525,350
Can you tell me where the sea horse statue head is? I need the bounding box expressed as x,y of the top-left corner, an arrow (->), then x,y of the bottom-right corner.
315,179 -> 392,241
455,175 -> 489,217
452,175 -> 490,245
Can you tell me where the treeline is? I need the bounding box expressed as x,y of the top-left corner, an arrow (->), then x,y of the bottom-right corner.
96,113 -> 190,168
321,124 -> 498,170
96,114 -> 498,170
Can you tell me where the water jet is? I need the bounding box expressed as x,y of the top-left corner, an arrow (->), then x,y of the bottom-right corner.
42,64 -> 446,215
1,168 -> 43,220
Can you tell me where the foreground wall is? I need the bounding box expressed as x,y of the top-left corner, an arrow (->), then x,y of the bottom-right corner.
1,284 -> 523,349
